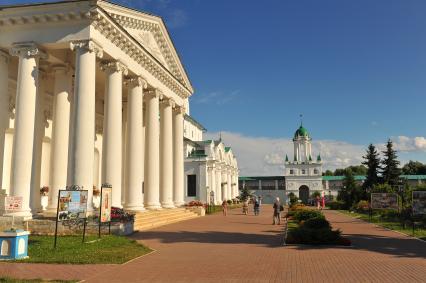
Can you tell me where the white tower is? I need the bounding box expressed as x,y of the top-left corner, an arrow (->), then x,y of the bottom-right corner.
284,123 -> 323,204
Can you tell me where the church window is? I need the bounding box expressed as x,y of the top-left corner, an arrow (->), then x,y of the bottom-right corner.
290,169 -> 294,175
302,169 -> 306,174
314,169 -> 319,174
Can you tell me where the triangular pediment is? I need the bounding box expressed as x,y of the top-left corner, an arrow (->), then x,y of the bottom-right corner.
98,1 -> 192,92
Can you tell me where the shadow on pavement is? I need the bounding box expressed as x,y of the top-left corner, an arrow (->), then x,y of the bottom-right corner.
131,230 -> 283,248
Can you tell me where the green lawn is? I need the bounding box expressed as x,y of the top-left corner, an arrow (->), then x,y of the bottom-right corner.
18,235 -> 152,264
338,210 -> 426,240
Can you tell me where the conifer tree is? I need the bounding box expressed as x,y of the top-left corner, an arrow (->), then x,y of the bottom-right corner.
362,144 -> 381,190
381,139 -> 401,186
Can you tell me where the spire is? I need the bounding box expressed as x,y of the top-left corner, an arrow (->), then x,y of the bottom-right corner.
285,154 -> 289,162
300,114 -> 303,127
317,154 -> 322,162
309,155 -> 312,162
219,132 -> 222,142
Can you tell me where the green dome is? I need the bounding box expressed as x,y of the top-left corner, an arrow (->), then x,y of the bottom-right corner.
294,125 -> 309,139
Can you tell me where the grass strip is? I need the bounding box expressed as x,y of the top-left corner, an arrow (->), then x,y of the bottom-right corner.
16,235 -> 151,264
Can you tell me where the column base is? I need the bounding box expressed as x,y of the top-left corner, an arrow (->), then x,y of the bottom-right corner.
173,201 -> 185,207
161,202 -> 175,209
124,205 -> 145,212
145,203 -> 162,210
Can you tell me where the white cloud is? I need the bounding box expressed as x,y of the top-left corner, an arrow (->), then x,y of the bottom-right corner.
192,90 -> 240,105
204,131 -> 365,176
379,136 -> 426,152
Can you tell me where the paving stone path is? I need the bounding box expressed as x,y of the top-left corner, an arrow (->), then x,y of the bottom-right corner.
0,206 -> 425,283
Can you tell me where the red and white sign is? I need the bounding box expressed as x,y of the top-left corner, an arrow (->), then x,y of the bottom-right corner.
5,196 -> 23,211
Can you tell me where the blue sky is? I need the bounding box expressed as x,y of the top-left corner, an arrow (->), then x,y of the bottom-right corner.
2,0 -> 426,173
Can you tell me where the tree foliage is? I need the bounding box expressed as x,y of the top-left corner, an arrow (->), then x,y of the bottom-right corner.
337,169 -> 363,209
402,160 -> 426,175
362,143 -> 381,190
381,139 -> 401,186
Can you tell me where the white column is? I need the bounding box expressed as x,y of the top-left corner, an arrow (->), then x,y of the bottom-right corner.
216,168 -> 222,204
172,105 -> 185,206
0,50 -> 9,190
69,40 -> 102,212
100,60 -> 127,208
9,43 -> 45,217
124,77 -> 146,211
47,65 -> 71,212
160,98 -> 175,208
144,89 -> 161,209
227,171 -> 232,200
30,71 -> 46,214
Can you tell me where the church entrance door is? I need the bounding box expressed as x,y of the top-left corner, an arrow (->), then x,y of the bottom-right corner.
299,185 -> 309,204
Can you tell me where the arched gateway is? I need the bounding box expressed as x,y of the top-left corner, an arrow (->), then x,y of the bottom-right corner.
299,185 -> 309,204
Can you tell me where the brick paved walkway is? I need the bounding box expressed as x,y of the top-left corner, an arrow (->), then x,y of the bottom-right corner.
0,207 -> 425,282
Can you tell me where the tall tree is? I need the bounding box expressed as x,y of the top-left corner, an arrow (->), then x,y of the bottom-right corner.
362,144 -> 381,190
381,139 -> 401,186
402,160 -> 426,175
338,169 -> 362,208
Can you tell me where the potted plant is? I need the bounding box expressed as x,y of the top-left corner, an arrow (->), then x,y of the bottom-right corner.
110,207 -> 135,235
40,186 -> 49,211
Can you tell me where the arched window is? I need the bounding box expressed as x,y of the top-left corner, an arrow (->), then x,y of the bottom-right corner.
314,169 -> 319,174
302,169 -> 306,174
1,240 -> 10,256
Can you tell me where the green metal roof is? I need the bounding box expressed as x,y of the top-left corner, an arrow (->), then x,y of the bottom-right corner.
239,177 -> 256,181
294,125 -> 309,139
184,114 -> 207,132
400,175 -> 426,180
322,175 -> 366,181
225,147 -> 231,152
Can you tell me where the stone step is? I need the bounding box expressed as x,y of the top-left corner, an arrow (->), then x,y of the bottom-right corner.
134,210 -> 197,224
134,208 -> 188,218
134,213 -> 198,231
134,210 -> 193,221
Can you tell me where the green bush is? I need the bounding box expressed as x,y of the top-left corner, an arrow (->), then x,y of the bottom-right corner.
293,210 -> 324,222
327,201 -> 345,210
378,209 -> 400,220
353,200 -> 370,212
227,199 -> 232,205
288,226 -> 341,245
302,217 -> 331,229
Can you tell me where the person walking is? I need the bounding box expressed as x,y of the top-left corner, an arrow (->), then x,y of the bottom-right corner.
254,197 -> 260,216
273,197 -> 282,225
222,199 -> 228,216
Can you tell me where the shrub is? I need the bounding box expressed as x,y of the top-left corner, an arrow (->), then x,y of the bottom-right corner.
288,226 -> 341,245
227,199 -> 232,205
302,217 -> 331,229
327,201 -> 345,210
353,200 -> 370,212
293,210 -> 324,222
289,203 -> 306,212
378,209 -> 400,220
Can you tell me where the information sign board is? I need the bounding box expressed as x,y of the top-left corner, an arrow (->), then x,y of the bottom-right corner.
57,190 -> 88,221
100,187 -> 112,223
371,193 -> 398,210
412,191 -> 426,215
5,196 -> 22,211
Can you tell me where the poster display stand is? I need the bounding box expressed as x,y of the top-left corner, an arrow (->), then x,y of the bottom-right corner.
54,187 -> 88,248
98,183 -> 112,238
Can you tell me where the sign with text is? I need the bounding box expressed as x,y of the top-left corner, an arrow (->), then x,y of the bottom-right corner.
412,191 -> 426,215
371,193 -> 398,210
100,187 -> 112,223
5,196 -> 22,211
57,190 -> 88,221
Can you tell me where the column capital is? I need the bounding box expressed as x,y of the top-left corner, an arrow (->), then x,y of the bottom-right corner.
146,89 -> 162,99
124,75 -> 147,89
70,39 -> 103,58
10,42 -> 47,59
100,60 -> 128,75
173,104 -> 186,114
160,97 -> 175,107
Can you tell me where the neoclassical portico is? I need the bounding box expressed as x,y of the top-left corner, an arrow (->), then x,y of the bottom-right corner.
0,1 -> 193,217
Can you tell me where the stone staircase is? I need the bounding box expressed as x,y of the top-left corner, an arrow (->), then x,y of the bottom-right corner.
133,208 -> 200,231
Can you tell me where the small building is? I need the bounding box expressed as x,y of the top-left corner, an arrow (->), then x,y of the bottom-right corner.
239,176 -> 285,204
184,116 -> 239,204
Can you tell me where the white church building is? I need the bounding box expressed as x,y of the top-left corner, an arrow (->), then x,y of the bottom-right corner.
284,124 -> 324,203
0,0 -> 197,217
183,116 -> 239,205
